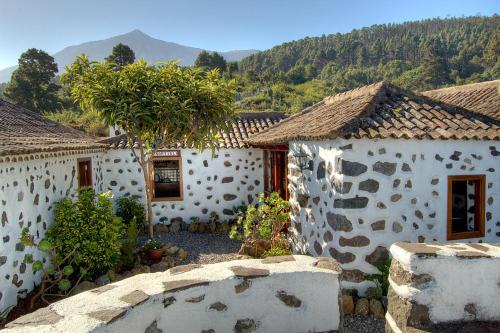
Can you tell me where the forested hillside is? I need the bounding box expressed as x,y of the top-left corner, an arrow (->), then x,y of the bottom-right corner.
235,15 -> 499,113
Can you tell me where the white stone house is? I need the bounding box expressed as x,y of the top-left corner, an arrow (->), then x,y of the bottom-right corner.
0,99 -> 107,312
247,81 -> 500,292
1,79 -> 499,310
0,103 -> 286,311
98,112 -> 286,225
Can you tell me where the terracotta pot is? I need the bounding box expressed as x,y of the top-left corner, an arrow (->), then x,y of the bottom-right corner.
147,248 -> 164,261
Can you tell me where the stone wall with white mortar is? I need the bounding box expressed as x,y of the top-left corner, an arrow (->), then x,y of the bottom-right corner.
287,138 -> 499,293
386,242 -> 500,332
4,255 -> 342,333
101,148 -> 264,225
0,152 -> 104,312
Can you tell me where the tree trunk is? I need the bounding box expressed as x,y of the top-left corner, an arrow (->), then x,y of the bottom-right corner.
137,142 -> 154,239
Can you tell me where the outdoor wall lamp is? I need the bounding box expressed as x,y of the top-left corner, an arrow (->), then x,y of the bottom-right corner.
293,150 -> 310,170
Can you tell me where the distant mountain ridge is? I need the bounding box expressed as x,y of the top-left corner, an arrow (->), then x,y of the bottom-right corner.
0,29 -> 258,82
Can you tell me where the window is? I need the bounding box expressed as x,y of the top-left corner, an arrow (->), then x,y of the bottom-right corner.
447,175 -> 485,240
151,151 -> 183,201
77,158 -> 92,188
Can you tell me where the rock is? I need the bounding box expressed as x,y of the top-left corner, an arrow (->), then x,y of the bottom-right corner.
355,298 -> 370,315
326,213 -> 353,232
209,301 -> 228,311
238,239 -> 271,258
145,320 -> 162,333
333,196 -> 369,209
276,290 -> 302,308
338,159 -> 368,176
166,246 -> 179,255
234,319 -> 257,333
358,178 -> 379,193
370,299 -> 385,319
178,249 -> 189,260
373,161 -> 397,176
150,260 -> 172,273
341,295 -> 354,315
95,274 -> 110,286
71,280 -> 97,295
107,269 -> 118,282
187,223 -> 198,233
132,265 -> 150,275
170,220 -> 181,232
121,270 -> 133,279
156,224 -> 169,233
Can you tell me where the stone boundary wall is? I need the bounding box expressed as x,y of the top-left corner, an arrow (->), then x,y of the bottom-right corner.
4,256 -> 342,333
0,152 -> 104,313
287,138 -> 499,293
386,242 -> 500,332
101,148 -> 264,225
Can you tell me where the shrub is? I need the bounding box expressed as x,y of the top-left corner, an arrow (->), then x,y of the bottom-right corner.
263,246 -> 292,258
120,216 -> 139,268
229,192 -> 289,246
20,228 -> 88,309
116,195 -> 146,227
48,188 -> 124,277
365,259 -> 392,298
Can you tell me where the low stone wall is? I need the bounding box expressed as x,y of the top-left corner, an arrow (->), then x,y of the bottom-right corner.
4,255 -> 342,333
386,242 -> 500,332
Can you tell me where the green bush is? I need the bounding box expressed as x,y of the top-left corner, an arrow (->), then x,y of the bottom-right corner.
120,216 -> 138,268
365,259 -> 392,298
229,192 -> 289,246
48,188 -> 124,277
20,228 -> 88,309
116,195 -> 146,227
263,246 -> 292,258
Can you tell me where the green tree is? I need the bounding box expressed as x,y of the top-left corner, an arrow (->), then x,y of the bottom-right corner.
63,56 -> 236,238
195,51 -> 227,72
5,48 -> 60,113
417,37 -> 451,89
105,43 -> 136,66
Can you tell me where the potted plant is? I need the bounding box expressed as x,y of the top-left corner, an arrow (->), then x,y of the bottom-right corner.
144,239 -> 164,261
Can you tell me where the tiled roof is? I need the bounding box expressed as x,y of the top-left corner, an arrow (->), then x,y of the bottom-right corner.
100,112 -> 287,149
422,80 -> 499,119
246,82 -> 500,145
0,99 -> 105,157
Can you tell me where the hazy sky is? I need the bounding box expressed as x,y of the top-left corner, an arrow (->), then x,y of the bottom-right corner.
0,0 -> 498,69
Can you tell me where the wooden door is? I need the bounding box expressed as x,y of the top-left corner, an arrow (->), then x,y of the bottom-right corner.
78,159 -> 92,188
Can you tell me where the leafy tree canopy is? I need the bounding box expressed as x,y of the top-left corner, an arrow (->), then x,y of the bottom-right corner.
62,56 -> 236,237
5,48 -> 60,113
105,43 -> 136,67
195,50 -> 227,72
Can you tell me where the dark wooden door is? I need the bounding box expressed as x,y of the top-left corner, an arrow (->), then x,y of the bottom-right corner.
78,159 -> 92,188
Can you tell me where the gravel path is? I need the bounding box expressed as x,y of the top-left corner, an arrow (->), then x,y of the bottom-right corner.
140,231 -> 242,264
342,315 -> 385,333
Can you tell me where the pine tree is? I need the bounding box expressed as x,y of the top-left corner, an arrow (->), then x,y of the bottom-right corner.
5,48 -> 60,113
105,43 -> 135,67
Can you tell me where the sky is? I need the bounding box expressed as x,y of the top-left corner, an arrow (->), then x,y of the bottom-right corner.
0,0 -> 498,69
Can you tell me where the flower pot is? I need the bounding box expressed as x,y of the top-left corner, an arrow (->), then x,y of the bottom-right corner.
147,248 -> 164,261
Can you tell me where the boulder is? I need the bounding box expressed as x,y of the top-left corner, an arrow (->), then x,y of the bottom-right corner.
341,295 -> 354,315
178,249 -> 189,260
355,298 -> 370,316
369,299 -> 385,319
166,246 -> 179,255
71,281 -> 96,295
95,274 -> 110,286
238,239 -> 271,258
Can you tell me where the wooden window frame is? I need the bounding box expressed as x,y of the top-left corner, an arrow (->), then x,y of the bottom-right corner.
151,154 -> 183,202
77,157 -> 93,188
447,174 -> 485,240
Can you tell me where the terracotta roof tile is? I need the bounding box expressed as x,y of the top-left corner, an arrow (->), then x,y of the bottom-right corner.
100,112 -> 287,150
422,80 -> 499,119
0,99 -> 105,157
246,82 -> 500,145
